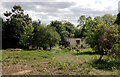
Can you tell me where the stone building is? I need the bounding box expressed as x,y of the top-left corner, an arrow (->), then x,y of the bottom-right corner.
66,37 -> 89,48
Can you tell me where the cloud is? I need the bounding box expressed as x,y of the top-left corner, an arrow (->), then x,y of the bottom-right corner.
2,2 -> 75,12
70,6 -> 117,17
0,0 -> 119,26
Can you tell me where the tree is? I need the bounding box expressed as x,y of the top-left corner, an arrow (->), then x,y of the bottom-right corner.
115,13 -> 120,25
31,20 -> 60,50
4,5 -> 32,25
77,15 -> 86,28
46,26 -> 60,50
115,13 -> 120,33
32,20 -> 48,50
3,5 -> 32,49
70,34 -> 75,38
2,18 -> 25,48
32,20 -> 41,48
49,20 -> 68,45
113,13 -> 120,62
102,14 -> 116,25
74,28 -> 81,38
77,15 -> 93,37
20,23 -> 34,48
86,24 -> 119,63
63,22 -> 75,37
94,16 -> 103,25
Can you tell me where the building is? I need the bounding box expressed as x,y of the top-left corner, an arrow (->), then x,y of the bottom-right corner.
66,37 -> 89,48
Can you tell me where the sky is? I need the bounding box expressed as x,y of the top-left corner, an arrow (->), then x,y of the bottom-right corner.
0,0 -> 119,26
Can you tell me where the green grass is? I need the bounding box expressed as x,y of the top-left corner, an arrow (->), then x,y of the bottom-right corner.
2,48 -> 120,75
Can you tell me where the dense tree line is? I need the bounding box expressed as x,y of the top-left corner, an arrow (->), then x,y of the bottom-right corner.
1,5 -> 120,62
2,5 -> 60,50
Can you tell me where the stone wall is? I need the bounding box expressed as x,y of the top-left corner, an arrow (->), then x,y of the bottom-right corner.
66,38 -> 89,48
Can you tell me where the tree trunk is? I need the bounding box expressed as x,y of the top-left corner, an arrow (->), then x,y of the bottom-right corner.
96,54 -> 103,64
50,45 -> 52,50
43,46 -> 47,50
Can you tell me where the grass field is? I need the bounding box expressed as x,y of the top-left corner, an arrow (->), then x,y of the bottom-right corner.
2,48 -> 120,75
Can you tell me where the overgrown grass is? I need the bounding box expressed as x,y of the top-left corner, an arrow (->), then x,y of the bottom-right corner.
2,48 -> 120,75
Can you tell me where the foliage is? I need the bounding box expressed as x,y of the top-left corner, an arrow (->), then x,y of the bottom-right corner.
3,5 -> 32,49
111,44 -> 120,62
2,5 -> 120,64
65,47 -> 72,51
102,14 -> 116,25
115,13 -> 120,25
4,5 -> 32,25
70,34 -> 75,38
74,28 -> 81,38
86,24 -> 119,63
32,20 -> 47,49
46,26 -> 60,50
49,20 -> 75,45
2,18 -> 25,48
30,20 -> 61,50
77,14 -> 117,38
94,16 -> 103,25
59,45 -> 64,49
49,20 -> 68,43
20,23 -> 34,47
63,22 -> 75,36
77,15 -> 94,37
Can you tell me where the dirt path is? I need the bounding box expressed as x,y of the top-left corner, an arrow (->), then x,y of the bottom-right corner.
13,70 -> 31,75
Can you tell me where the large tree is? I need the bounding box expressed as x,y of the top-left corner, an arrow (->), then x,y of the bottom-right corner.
4,5 -> 32,24
49,20 -> 68,45
113,13 -> 120,62
63,22 -> 75,37
20,23 -> 34,48
3,5 -> 32,49
31,20 -> 60,50
77,15 -> 93,37
2,18 -> 25,48
86,24 -> 119,63
46,26 -> 60,50
32,20 -> 48,50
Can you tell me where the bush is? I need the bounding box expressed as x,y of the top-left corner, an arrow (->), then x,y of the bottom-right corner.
76,49 -> 80,52
71,46 -> 77,49
66,47 -> 72,51
59,45 -> 64,49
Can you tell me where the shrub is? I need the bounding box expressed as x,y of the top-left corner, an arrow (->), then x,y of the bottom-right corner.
59,45 -> 64,49
76,49 -> 80,52
71,46 -> 77,49
66,47 -> 72,51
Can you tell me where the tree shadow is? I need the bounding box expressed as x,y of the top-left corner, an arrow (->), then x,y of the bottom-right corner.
74,51 -> 97,55
90,59 -> 120,71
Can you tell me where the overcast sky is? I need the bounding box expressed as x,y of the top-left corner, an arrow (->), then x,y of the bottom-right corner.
0,0 -> 119,26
